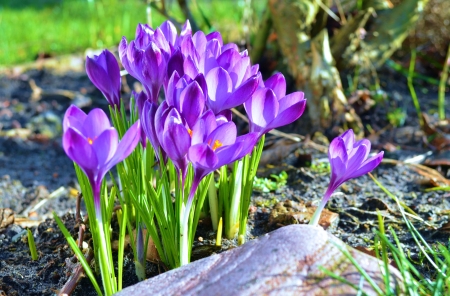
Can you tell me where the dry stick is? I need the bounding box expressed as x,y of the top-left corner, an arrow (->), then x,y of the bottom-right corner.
382,158 -> 450,186
29,79 -> 77,101
58,192 -> 91,296
58,249 -> 94,296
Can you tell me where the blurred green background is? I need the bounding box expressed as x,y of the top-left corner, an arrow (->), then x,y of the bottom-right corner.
0,0 -> 265,66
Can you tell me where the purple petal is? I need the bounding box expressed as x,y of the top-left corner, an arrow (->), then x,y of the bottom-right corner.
155,101 -> 171,145
346,152 -> 384,181
340,129 -> 355,152
206,122 -> 237,147
244,88 -> 278,131
82,108 -> 111,139
180,81 -> 205,128
162,118 -> 191,162
229,56 -> 250,87
266,96 -> 306,131
222,43 -> 239,52
206,31 -> 223,47
180,20 -> 192,37
107,120 -> 141,169
233,132 -> 259,158
63,128 -> 98,173
205,67 -> 232,114
92,128 -> 119,168
214,132 -> 258,167
188,144 -> 218,173
264,73 -> 286,99
214,143 -> 243,168
63,105 -> 86,132
191,110 -> 217,145
141,101 -> 161,153
328,137 -> 348,186
159,20 -> 177,47
347,139 -> 371,171
167,50 -> 184,78
192,31 -> 207,57
277,91 -> 305,113
183,56 -> 199,79
166,71 -> 181,107
217,48 -> 241,72
219,73 -> 259,111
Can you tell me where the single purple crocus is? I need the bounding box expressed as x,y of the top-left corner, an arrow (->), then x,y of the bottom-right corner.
119,24 -> 170,103
86,49 -> 121,107
183,110 -> 258,225
62,105 -> 140,219
309,129 -> 384,226
244,73 -> 307,138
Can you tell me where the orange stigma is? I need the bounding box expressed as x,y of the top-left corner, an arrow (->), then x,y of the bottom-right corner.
87,137 -> 94,145
188,128 -> 193,137
211,140 -> 223,151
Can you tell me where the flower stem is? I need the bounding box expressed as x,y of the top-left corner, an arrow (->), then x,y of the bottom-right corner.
227,160 -> 243,239
93,183 -> 116,295
208,177 -> 219,231
180,175 -> 201,266
309,189 -> 333,226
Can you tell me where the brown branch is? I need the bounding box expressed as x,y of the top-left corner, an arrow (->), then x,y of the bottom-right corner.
58,249 -> 94,296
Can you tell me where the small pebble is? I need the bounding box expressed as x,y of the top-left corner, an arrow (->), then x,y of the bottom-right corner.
198,237 -> 203,242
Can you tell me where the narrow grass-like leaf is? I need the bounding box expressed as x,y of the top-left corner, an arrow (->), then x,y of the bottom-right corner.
438,44 -> 450,120
318,266 -> 366,295
331,241 -> 384,294
117,205 -> 128,291
407,49 -> 423,128
27,228 -> 38,261
53,212 -> 103,296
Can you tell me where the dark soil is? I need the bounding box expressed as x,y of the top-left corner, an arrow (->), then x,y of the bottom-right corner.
0,57 -> 449,295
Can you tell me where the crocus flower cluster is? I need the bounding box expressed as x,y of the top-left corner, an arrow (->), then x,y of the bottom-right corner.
310,129 -> 384,226
82,21 -> 307,221
80,20 -> 307,267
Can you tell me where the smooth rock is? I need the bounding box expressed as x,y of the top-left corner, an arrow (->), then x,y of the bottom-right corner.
116,224 -> 402,296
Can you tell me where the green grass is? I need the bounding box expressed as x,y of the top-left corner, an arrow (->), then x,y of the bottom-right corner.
326,174 -> 450,295
0,0 -> 151,65
0,0 -> 266,66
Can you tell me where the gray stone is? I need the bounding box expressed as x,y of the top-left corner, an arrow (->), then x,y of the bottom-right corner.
116,225 -> 402,296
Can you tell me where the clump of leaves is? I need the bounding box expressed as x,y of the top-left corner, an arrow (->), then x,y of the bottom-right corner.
311,161 -> 331,174
253,171 -> 288,193
387,108 -> 407,127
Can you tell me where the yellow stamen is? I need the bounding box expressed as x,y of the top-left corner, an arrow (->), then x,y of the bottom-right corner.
212,140 -> 223,151
87,137 -> 94,145
188,128 -> 193,137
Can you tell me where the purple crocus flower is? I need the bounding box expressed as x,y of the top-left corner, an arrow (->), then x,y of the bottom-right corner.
178,31 -> 261,115
183,110 -> 258,225
86,49 -> 121,107
309,129 -> 384,226
149,73 -> 206,180
62,105 -> 140,218
119,24 -> 171,103
157,105 -> 191,180
244,73 -> 307,138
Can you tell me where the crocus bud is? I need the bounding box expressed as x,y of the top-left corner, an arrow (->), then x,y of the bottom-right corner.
86,50 -> 121,107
